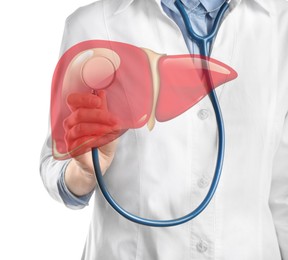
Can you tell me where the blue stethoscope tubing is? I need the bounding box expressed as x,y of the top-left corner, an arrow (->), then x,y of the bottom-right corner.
92,0 -> 230,227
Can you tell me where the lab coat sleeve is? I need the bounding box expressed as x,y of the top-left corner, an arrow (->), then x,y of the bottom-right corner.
39,17 -> 91,210
269,112 -> 288,259
40,121 -> 90,210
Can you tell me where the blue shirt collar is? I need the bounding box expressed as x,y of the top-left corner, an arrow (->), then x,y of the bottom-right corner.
161,0 -> 226,18
201,0 -> 226,13
180,0 -> 200,10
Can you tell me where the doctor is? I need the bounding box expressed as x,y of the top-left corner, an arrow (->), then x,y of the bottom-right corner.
40,0 -> 288,259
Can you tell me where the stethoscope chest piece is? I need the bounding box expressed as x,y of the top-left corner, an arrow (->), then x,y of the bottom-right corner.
81,56 -> 116,91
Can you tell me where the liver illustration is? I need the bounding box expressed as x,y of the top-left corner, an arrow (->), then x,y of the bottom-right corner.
51,40 -> 237,159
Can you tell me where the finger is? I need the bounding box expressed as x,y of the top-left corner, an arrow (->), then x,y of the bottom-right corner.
66,123 -> 121,141
66,136 -> 96,157
66,133 -> 120,155
66,92 -> 102,111
63,108 -> 120,131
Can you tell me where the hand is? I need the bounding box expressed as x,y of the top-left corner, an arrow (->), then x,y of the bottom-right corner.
63,90 -> 121,177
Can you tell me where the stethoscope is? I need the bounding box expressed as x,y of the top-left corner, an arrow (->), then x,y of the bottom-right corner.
92,0 -> 230,227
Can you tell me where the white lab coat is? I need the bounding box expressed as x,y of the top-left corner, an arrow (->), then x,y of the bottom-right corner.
40,0 -> 288,259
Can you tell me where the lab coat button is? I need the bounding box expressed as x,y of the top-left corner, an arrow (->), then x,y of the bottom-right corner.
198,176 -> 209,189
198,109 -> 209,120
196,240 -> 208,253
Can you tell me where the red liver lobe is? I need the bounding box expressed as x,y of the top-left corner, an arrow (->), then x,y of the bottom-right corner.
51,40 -> 153,159
156,55 -> 238,122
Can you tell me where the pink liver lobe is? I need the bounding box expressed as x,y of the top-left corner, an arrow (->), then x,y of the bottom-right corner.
156,54 -> 238,122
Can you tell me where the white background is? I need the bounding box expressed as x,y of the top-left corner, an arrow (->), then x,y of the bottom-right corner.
0,1 -> 98,259
2,0 -> 288,260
